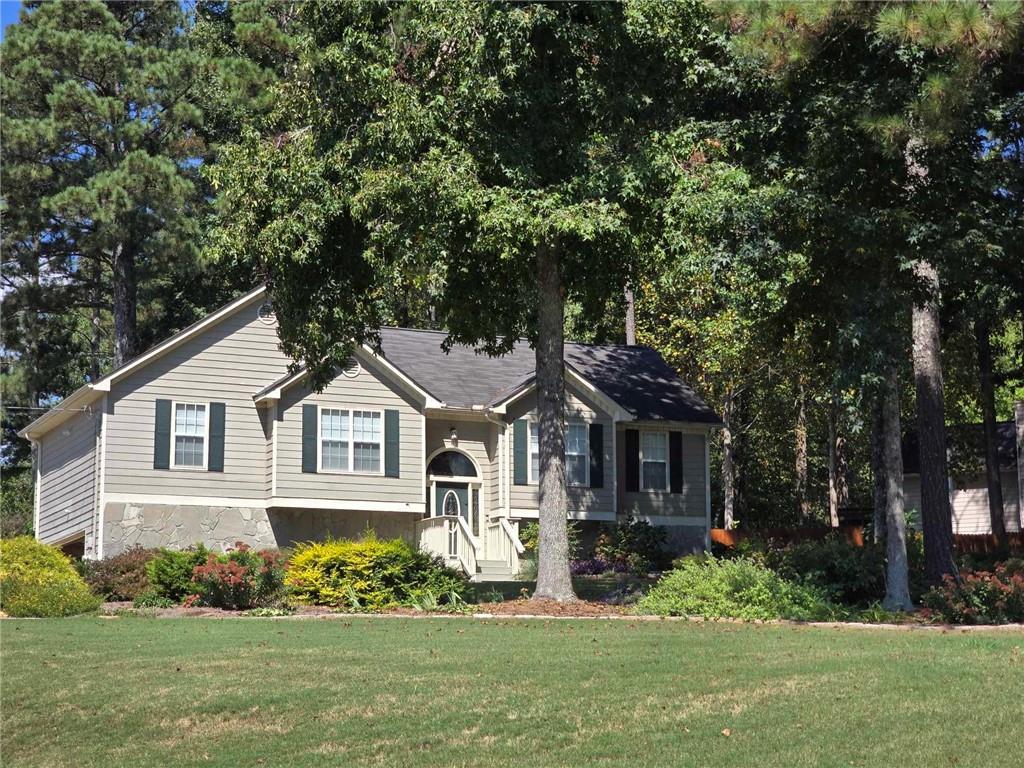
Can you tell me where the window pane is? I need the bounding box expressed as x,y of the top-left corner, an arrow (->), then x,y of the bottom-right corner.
567,454 -> 587,486
642,461 -> 666,490
353,443 -> 381,473
175,403 -> 206,437
641,432 -> 666,461
174,436 -> 204,467
322,440 -> 348,470
353,411 -> 381,443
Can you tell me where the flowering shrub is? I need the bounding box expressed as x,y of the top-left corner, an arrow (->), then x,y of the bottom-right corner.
190,543 -> 286,610
922,565 -> 1024,625
286,535 -> 466,611
145,545 -> 210,602
636,555 -> 836,621
79,545 -> 156,601
595,517 -> 668,573
0,537 -> 101,617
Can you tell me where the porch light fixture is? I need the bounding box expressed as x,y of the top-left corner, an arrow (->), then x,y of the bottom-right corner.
449,426 -> 458,444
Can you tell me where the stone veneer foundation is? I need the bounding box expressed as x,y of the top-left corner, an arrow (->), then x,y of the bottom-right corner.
102,503 -> 419,556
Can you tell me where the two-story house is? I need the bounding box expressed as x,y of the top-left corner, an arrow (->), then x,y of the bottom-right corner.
20,287 -> 720,579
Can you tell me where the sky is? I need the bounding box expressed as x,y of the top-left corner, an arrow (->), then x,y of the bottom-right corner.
1,1 -> 23,41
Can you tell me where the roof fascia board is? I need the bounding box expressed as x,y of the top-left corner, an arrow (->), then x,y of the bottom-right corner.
17,385 -> 103,440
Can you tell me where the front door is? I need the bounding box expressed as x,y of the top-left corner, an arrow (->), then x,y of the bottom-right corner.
434,482 -> 469,520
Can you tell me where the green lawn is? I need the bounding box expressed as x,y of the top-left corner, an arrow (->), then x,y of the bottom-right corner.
2,617 -> 1021,767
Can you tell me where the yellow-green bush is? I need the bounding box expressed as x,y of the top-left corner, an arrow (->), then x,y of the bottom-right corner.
0,537 -> 101,617
286,535 -> 465,611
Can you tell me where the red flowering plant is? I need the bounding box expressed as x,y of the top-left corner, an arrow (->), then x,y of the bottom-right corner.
922,562 -> 1024,625
190,542 -> 287,610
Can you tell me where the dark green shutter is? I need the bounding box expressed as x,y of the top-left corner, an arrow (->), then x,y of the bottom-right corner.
302,404 -> 318,473
153,399 -> 171,470
384,409 -> 400,478
589,423 -> 604,488
624,429 -> 639,492
513,419 -> 528,485
669,431 -> 683,493
208,402 -> 225,472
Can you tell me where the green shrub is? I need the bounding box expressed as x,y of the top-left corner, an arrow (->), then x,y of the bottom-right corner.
145,545 -> 209,603
636,555 -> 836,621
922,565 -> 1024,625
191,543 -> 286,610
595,517 -> 669,573
764,534 -> 885,606
132,590 -> 175,609
0,537 -> 101,617
519,521 -> 581,558
286,535 -> 466,611
78,545 -> 156,601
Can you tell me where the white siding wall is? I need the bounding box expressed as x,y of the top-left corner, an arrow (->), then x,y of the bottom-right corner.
104,298 -> 290,500
903,472 -> 1021,534
616,427 -> 707,521
505,387 -> 615,516
274,356 -> 423,507
37,408 -> 98,545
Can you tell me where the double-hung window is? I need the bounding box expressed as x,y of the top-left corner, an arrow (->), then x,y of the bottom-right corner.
529,420 -> 589,485
319,407 -> 382,473
565,422 -> 589,486
640,431 -> 668,490
172,402 -> 207,468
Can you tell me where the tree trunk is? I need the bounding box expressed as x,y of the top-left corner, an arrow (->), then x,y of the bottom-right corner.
24,246 -> 40,408
975,316 -> 1007,546
90,255 -> 102,381
881,366 -> 914,611
870,394 -> 887,543
112,243 -> 137,367
624,285 -> 636,345
827,396 -> 844,528
533,242 -> 576,602
721,388 -> 736,530
794,378 -> 810,524
911,259 -> 958,587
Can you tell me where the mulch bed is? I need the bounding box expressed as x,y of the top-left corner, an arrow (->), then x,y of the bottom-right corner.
472,598 -> 631,617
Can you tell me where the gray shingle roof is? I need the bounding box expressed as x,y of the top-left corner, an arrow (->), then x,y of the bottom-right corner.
377,327 -> 719,424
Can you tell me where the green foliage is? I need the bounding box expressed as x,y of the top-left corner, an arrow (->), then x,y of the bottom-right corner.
0,536 -> 101,617
636,555 -> 837,621
922,562 -> 1024,625
594,517 -> 669,574
191,543 -> 286,610
145,545 -> 210,603
764,535 -> 886,606
131,591 -> 175,609
286,536 -> 466,612
0,465 -> 34,538
519,521 -> 580,558
78,545 -> 156,602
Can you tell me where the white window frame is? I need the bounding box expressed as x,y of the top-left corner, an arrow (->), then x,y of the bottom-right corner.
565,421 -> 590,487
639,430 -> 668,491
527,418 -> 590,486
170,400 -> 209,470
317,406 -> 384,476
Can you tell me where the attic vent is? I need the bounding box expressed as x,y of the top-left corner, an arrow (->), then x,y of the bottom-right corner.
257,302 -> 276,325
342,358 -> 361,378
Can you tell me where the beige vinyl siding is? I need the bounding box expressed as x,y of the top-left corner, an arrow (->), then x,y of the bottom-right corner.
903,472 -> 1021,534
104,298 -> 289,499
37,408 -> 98,544
617,428 -> 707,520
275,356 -> 423,506
424,418 -> 497,517
506,387 -> 615,515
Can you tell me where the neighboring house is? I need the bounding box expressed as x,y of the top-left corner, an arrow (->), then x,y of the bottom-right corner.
902,401 -> 1024,535
20,287 -> 720,579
